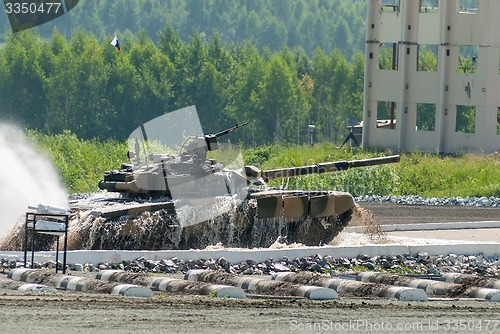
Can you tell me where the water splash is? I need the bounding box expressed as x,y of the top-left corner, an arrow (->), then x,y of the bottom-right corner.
0,124 -> 68,242
63,196 -> 351,250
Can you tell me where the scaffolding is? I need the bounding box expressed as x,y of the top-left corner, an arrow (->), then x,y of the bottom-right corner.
24,209 -> 68,274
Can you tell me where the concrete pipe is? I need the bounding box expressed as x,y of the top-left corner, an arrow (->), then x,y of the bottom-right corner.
8,269 -> 153,298
357,272 -> 500,302
111,284 -> 154,297
56,275 -> 153,297
149,277 -> 246,299
272,272 -> 427,302
97,270 -> 245,299
95,269 -> 122,281
55,276 -> 87,291
441,273 -> 500,289
7,268 -> 37,282
17,283 -> 57,293
8,269 -> 90,292
52,274 -> 153,297
465,288 -> 500,302
0,277 -> 56,293
186,269 -> 337,300
357,272 -> 456,295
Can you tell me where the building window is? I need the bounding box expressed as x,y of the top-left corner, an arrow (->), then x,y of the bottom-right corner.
379,43 -> 398,71
456,105 -> 476,133
416,103 -> 436,131
419,0 -> 439,13
458,45 -> 478,74
417,45 -> 438,72
498,50 -> 500,74
459,0 -> 479,14
381,0 -> 400,13
376,101 -> 397,130
497,108 -> 500,135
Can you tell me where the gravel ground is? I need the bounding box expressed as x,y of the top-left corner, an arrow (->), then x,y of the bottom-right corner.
1,202 -> 499,333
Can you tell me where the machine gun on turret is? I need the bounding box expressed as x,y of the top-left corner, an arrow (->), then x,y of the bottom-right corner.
181,121 -> 248,162
203,122 -> 249,151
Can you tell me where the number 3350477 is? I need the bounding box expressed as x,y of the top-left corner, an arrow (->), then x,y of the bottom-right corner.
5,2 -> 62,14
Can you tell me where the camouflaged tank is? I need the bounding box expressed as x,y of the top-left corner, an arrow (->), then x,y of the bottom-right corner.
77,106 -> 400,250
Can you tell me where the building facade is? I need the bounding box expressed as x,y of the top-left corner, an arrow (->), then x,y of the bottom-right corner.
363,0 -> 500,153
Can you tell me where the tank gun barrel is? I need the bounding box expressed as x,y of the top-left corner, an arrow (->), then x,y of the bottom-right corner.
212,121 -> 249,138
260,155 -> 400,182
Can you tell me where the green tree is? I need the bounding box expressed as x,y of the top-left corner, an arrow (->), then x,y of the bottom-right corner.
418,46 -> 438,72
229,42 -> 266,145
104,45 -> 141,139
347,51 -> 365,123
456,105 -> 476,133
128,35 -> 175,126
177,32 -> 207,107
329,49 -> 352,141
70,32 -> 109,139
310,48 -> 334,142
45,31 -> 78,134
0,31 -> 47,128
256,54 -> 299,143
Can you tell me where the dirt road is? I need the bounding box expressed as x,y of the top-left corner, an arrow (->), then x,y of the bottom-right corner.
1,291 -> 499,334
357,202 -> 499,225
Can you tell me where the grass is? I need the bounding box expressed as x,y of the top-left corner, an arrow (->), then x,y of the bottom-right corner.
27,131 -> 500,198
394,152 -> 500,198
243,145 -> 499,198
28,130 -> 127,194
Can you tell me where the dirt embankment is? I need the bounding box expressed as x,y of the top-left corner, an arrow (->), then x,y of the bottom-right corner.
352,203 -> 499,226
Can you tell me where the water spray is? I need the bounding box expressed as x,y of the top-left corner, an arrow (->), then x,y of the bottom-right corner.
0,124 -> 68,243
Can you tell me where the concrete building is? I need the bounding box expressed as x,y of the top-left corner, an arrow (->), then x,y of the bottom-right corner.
362,0 -> 500,153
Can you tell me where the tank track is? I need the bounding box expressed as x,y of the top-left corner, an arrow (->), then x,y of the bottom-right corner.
63,199 -> 353,250
253,208 -> 353,247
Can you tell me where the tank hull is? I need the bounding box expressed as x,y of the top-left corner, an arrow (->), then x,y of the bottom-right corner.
66,190 -> 354,250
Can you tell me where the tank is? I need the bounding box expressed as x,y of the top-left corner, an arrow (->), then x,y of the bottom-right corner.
69,106 -> 400,250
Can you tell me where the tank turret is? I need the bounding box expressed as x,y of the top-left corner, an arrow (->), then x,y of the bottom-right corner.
98,121 -> 249,197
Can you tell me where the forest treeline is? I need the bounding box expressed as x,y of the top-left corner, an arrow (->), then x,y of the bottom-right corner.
0,28 -> 366,145
1,0 -> 472,144
0,1 -> 480,57
0,0 -> 367,58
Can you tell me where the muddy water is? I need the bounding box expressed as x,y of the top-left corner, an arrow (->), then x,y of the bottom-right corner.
63,196 -> 351,250
0,193 -> 352,251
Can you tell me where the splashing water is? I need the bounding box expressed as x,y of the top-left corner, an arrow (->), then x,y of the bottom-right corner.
0,124 -> 68,240
64,196 -> 352,250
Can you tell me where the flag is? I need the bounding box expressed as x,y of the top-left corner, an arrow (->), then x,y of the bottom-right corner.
111,34 -> 121,51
